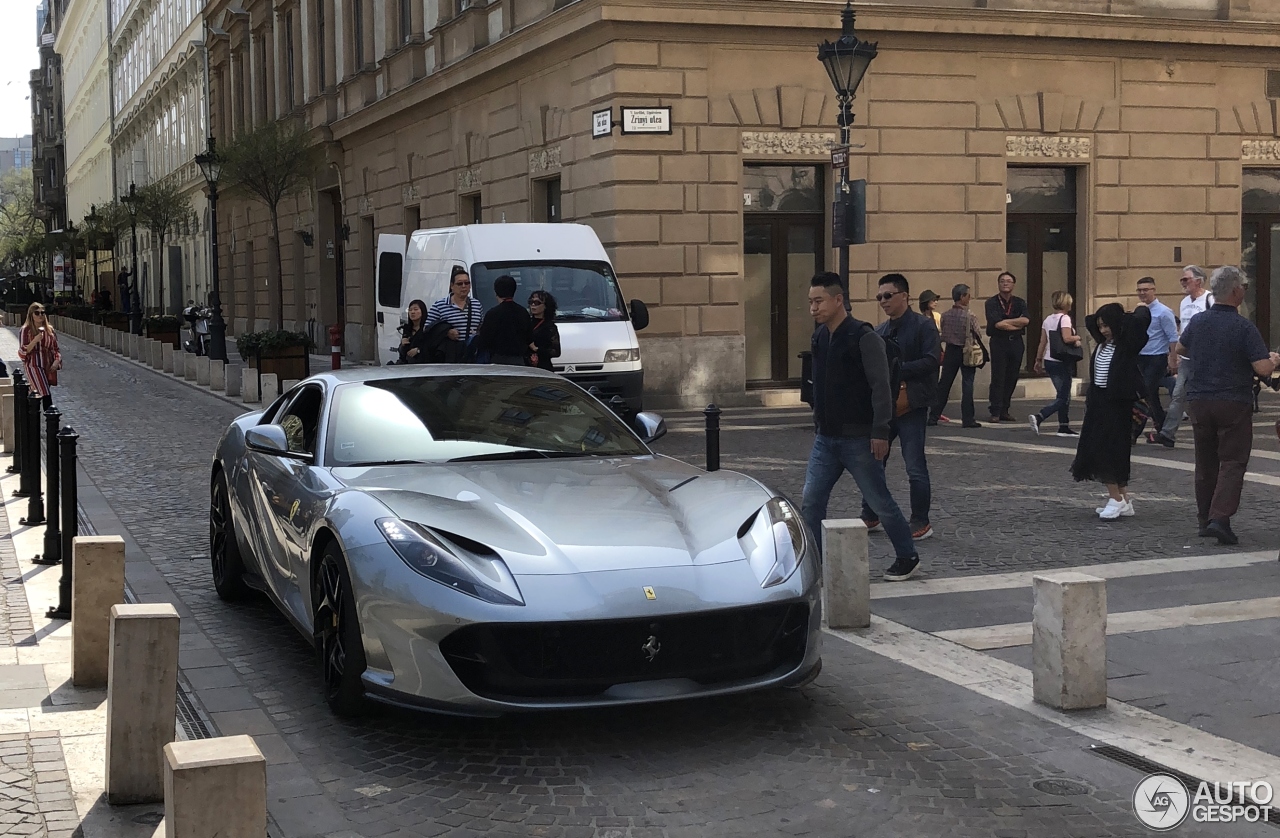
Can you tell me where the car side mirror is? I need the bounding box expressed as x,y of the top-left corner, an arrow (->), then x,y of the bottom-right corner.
630,299 -> 649,331
634,411 -> 666,444
246,424 -> 291,455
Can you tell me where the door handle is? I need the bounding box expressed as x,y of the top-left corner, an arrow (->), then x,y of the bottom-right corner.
376,312 -> 384,324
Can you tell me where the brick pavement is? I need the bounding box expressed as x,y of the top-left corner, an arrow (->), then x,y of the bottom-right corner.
0,734 -> 78,838
15,328 -> 1278,838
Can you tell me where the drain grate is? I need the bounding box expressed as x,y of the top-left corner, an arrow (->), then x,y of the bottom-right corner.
1090,744 -> 1280,827
176,686 -> 214,740
1033,778 -> 1092,796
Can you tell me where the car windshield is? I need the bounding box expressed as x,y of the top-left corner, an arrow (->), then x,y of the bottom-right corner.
326,375 -> 649,465
470,261 -> 628,322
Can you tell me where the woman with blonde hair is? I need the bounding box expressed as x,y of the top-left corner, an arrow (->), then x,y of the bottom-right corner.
18,302 -> 61,407
1030,290 -> 1082,437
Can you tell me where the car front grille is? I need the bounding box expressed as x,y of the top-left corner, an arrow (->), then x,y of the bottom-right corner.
439,602 -> 810,700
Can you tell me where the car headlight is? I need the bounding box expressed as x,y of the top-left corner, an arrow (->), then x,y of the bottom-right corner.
739,498 -> 807,588
603,347 -> 640,363
376,518 -> 524,605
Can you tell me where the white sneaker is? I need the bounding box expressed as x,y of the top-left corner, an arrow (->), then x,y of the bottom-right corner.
1028,415 -> 1041,436
1119,499 -> 1135,517
1098,498 -> 1125,520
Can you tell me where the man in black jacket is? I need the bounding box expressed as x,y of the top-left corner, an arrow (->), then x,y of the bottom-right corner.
474,275 -> 532,366
858,273 -> 940,541
985,271 -> 1030,422
801,272 -> 919,581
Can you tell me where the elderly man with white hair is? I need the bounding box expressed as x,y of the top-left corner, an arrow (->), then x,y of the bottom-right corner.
1176,265 -> 1280,545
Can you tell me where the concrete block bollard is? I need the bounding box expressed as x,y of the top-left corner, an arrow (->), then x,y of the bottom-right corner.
195,356 -> 211,386
163,344 -> 175,373
184,353 -> 199,381
150,340 -> 165,370
106,603 -> 180,804
822,519 -> 870,629
163,736 -> 267,838
224,364 -> 242,397
281,379 -> 300,393
71,536 -> 126,688
1032,572 -> 1107,711
260,373 -> 279,405
128,334 -> 139,360
209,360 -> 226,392
0,393 -> 13,453
241,368 -> 259,403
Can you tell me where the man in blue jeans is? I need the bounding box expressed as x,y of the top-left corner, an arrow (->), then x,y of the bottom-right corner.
1135,276 -> 1179,437
801,272 -> 920,582
858,273 -> 940,542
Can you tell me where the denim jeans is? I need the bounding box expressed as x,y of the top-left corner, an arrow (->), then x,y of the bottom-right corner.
1137,353 -> 1170,433
1160,360 -> 1192,440
933,344 -> 976,424
1035,360 -> 1073,427
858,408 -> 931,528
801,433 -> 916,560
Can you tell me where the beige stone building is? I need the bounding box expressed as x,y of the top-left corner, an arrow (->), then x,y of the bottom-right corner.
204,0 -> 1280,405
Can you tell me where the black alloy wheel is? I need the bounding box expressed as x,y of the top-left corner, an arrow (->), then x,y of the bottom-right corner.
314,542 -> 368,716
210,471 -> 248,601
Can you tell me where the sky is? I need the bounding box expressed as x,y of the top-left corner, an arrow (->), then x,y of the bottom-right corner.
0,1 -> 39,139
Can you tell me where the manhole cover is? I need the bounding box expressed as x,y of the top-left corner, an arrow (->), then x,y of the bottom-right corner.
132,812 -> 164,826
1033,778 -> 1092,796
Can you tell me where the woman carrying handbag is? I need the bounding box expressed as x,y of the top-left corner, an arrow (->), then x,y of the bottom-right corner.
18,302 -> 60,408
1030,290 -> 1084,437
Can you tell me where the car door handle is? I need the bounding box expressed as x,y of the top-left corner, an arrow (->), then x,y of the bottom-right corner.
376,312 -> 384,324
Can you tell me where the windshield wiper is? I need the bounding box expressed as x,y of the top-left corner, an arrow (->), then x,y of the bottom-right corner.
557,313 -> 612,322
343,459 -> 430,467
448,449 -> 591,463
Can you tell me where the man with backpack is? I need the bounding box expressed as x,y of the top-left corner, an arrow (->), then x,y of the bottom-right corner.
859,273 -> 940,542
801,272 -> 921,582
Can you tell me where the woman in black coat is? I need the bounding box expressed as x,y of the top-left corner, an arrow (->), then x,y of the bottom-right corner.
397,299 -> 432,364
1071,302 -> 1151,519
527,290 -> 561,371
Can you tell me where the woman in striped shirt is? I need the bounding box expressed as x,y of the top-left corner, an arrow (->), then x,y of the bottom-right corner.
424,267 -> 484,356
18,302 -> 60,408
1070,302 -> 1151,520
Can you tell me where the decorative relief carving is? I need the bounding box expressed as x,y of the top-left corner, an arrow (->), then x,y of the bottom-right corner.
529,146 -> 562,173
401,184 -> 420,204
358,196 -> 373,215
1243,140 -> 1280,161
740,131 -> 837,156
458,169 -> 482,191
1005,135 -> 1092,159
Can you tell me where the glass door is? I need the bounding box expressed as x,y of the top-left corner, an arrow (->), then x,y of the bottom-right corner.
1006,167 -> 1078,373
1241,216 -> 1280,348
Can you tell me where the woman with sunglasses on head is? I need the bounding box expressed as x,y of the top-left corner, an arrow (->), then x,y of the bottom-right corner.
527,291 -> 560,371
18,302 -> 61,407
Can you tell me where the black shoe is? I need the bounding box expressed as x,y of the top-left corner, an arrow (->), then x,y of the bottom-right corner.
1205,519 -> 1239,546
1056,427 -> 1078,437
1198,523 -> 1213,538
962,421 -> 983,428
884,555 -> 920,582
1146,432 -> 1175,449
999,414 -> 1017,423
926,418 -> 938,427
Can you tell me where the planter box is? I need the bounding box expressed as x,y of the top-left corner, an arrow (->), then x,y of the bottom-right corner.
100,312 -> 130,332
147,328 -> 181,349
249,344 -> 310,383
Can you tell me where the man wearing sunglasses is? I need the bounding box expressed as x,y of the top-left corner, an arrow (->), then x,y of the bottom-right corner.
984,271 -> 1030,422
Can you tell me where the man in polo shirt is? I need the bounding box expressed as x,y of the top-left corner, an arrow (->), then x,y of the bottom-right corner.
1177,265 -> 1280,545
984,271 -> 1030,423
1134,276 -> 1179,438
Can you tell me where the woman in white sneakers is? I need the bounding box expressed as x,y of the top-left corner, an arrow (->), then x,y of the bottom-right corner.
1030,291 -> 1082,437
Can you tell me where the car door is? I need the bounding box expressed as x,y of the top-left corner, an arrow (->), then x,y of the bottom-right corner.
245,385 -> 325,620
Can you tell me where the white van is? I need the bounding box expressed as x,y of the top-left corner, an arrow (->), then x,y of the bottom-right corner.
375,224 -> 650,411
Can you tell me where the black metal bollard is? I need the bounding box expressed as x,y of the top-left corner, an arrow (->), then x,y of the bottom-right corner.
33,406 -> 60,566
704,403 -> 722,472
47,426 -> 78,620
19,392 -> 43,524
7,371 -> 26,480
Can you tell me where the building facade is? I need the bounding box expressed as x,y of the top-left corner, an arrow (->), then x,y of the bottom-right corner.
205,0 -> 1280,403
0,137 -> 36,176
31,0 -> 65,237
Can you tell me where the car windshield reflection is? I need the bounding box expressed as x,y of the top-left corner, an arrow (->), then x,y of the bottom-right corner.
327,376 -> 649,465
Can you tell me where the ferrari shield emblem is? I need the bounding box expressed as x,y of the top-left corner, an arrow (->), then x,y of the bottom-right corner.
643,586 -> 656,600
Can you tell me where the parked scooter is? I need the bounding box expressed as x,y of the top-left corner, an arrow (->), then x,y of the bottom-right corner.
183,302 -> 212,356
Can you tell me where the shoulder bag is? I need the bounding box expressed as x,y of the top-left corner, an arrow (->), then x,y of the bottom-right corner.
962,323 -> 988,369
1049,313 -> 1084,362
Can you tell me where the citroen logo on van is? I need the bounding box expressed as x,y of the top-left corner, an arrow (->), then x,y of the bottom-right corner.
642,635 -> 661,662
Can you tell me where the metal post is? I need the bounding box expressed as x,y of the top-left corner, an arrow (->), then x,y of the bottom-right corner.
7,371 -> 26,478
207,175 -> 228,362
703,403 -> 722,472
33,406 -> 60,565
837,96 -> 852,312
48,426 -> 78,620
20,393 -> 44,526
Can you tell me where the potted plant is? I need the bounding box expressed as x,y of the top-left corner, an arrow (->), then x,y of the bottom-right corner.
236,330 -> 313,382
144,314 -> 183,348
100,310 -> 129,332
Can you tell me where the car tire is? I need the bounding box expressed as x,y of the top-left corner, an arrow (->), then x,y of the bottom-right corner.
210,471 -> 248,602
314,542 -> 367,716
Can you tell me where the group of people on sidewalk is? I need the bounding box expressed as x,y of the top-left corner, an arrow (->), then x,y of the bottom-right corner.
801,263 -> 1279,582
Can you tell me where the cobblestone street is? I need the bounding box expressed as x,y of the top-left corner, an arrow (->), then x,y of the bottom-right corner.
12,328 -> 1280,838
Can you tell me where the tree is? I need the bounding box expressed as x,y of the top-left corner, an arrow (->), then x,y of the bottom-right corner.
0,168 -> 45,274
137,179 -> 194,314
219,119 -> 318,331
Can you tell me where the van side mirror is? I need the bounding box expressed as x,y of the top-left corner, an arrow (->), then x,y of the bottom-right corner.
630,299 -> 649,331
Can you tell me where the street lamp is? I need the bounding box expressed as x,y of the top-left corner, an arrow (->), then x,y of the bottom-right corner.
195,137 -> 228,362
119,182 -> 141,333
818,0 -> 877,303
85,204 -> 100,297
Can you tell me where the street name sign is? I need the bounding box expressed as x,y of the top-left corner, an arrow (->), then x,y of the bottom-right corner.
620,107 -> 672,135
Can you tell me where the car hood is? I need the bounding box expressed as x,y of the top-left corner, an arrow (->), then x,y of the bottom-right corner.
331,456 -> 771,575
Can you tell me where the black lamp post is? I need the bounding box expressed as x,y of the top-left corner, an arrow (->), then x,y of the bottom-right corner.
818,1 -> 877,302
63,221 -> 77,300
85,204 -> 100,297
195,137 -> 228,362
120,182 -> 141,333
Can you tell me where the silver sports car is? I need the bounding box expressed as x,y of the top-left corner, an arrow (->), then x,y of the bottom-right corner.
210,365 -> 822,716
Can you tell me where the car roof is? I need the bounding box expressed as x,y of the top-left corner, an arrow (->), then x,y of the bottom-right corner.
298,364 -> 565,388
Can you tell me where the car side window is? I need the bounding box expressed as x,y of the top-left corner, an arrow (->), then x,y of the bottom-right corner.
277,386 -> 325,455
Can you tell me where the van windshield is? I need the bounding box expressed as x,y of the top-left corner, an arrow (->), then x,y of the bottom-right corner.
469,261 -> 628,322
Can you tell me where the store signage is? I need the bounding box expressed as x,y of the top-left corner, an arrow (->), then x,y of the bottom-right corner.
620,107 -> 671,135
592,109 -> 612,139
830,146 -> 849,169
53,252 -> 65,292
